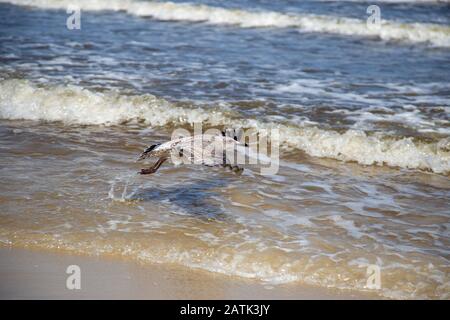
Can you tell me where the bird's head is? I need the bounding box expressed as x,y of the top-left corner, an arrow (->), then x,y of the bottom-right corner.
137,143 -> 161,161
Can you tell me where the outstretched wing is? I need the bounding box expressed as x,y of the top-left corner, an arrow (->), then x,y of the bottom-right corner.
170,135 -> 244,168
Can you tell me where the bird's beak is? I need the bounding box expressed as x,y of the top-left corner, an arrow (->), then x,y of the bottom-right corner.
136,152 -> 146,162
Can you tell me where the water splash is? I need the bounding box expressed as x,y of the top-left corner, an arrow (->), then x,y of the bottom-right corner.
108,172 -> 139,202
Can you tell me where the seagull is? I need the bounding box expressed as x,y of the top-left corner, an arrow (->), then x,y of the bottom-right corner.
137,131 -> 248,175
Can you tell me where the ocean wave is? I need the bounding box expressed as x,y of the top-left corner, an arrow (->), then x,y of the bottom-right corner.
1,79 -> 449,174
2,0 -> 450,47
1,226 -> 448,300
0,79 -> 227,126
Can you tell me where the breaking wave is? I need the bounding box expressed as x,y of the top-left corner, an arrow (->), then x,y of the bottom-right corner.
2,0 -> 450,47
1,79 -> 449,174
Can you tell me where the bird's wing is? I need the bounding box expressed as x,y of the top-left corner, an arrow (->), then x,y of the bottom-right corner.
169,136 -> 204,165
170,135 -> 242,167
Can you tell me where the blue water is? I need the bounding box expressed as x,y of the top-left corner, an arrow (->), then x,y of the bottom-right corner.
1,2 -> 449,101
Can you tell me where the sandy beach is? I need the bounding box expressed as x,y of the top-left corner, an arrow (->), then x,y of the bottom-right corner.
0,247 -> 378,299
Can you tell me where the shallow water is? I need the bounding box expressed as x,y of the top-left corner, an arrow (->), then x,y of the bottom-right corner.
0,0 -> 449,299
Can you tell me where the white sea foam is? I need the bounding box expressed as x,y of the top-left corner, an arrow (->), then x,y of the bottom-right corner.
276,79 -> 450,134
0,79 -> 228,126
276,79 -> 450,106
2,0 -> 450,47
338,105 -> 450,134
1,79 -> 449,174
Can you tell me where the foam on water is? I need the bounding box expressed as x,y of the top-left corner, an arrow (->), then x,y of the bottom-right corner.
2,0 -> 450,47
0,79 -> 229,126
275,79 -> 450,107
1,79 -> 449,174
345,105 -> 450,135
1,222 -> 448,299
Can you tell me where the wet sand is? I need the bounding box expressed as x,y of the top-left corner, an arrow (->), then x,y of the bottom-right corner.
0,247 -> 377,299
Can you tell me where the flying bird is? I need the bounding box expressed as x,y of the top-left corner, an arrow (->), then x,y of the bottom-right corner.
137,132 -> 248,175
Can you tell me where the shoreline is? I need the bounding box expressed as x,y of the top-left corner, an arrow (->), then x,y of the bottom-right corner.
0,247 -> 378,299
